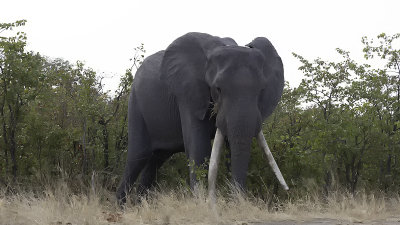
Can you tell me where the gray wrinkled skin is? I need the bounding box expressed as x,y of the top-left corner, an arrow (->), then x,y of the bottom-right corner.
116,32 -> 284,204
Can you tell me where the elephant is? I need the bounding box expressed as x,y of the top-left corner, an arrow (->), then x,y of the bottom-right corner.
116,32 -> 288,204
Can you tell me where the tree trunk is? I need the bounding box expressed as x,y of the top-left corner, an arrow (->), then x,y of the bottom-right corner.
38,140 -> 43,181
101,123 -> 109,170
1,112 -> 8,176
321,152 -> 332,196
82,118 -> 88,175
114,113 -> 128,172
9,123 -> 17,182
387,153 -> 392,174
0,92 -> 8,176
8,103 -> 18,182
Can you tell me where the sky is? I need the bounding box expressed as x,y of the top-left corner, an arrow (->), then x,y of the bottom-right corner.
2,0 -> 399,92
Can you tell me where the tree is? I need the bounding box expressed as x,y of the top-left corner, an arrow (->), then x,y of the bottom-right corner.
0,20 -> 45,181
361,33 -> 400,191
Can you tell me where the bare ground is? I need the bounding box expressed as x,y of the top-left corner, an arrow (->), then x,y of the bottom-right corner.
252,217 -> 400,225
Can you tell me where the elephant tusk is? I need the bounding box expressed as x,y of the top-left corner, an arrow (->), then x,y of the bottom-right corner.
208,128 -> 224,206
257,131 -> 289,191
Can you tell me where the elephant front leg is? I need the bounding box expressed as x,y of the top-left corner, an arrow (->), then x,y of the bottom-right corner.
179,105 -> 213,189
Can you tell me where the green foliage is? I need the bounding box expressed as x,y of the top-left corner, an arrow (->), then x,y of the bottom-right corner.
0,21 -> 134,187
188,158 -> 209,183
283,33 -> 400,194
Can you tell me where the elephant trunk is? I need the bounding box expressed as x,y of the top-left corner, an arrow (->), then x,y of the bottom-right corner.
229,137 -> 252,189
225,108 -> 260,189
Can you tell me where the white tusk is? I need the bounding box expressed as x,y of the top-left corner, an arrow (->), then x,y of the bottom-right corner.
208,128 -> 224,206
257,131 -> 289,191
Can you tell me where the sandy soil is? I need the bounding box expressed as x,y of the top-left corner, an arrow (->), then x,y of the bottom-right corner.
251,217 -> 400,225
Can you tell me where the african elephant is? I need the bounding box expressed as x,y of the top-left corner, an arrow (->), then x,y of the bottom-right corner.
116,32 -> 288,204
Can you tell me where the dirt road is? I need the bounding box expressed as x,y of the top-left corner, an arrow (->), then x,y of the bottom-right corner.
252,217 -> 400,225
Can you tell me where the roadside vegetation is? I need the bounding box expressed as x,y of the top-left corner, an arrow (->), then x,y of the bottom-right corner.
1,181 -> 399,224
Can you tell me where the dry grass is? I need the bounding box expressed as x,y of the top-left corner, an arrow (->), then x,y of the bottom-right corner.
0,182 -> 399,225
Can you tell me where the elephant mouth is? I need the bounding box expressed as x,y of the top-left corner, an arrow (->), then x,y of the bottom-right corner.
208,128 -> 289,205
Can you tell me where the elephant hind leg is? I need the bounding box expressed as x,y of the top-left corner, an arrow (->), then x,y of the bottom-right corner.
116,92 -> 152,205
137,150 -> 175,197
116,152 -> 151,205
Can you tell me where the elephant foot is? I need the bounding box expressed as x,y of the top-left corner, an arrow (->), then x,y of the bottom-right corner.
116,188 -> 127,208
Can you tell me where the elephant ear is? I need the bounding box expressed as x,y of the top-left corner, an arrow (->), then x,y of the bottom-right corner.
247,37 -> 284,119
161,32 -> 235,120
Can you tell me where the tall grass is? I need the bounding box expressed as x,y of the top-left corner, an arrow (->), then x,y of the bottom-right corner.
0,180 -> 399,225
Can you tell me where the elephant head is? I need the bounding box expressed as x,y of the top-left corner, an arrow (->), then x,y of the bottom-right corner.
160,33 -> 287,198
